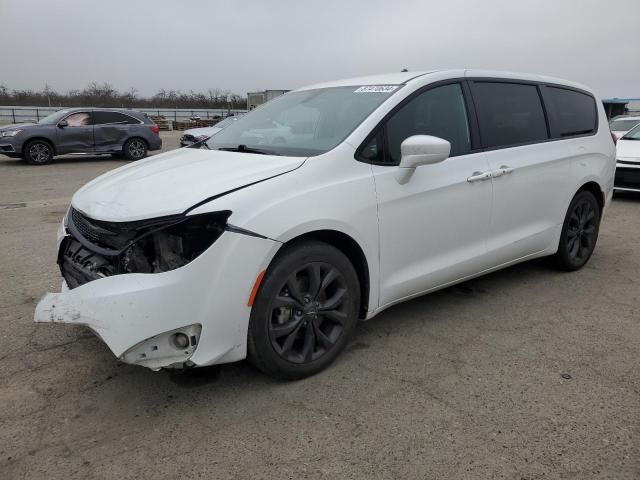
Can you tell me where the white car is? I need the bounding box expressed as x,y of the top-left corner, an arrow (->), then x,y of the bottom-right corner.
614,122 -> 640,192
35,70 -> 615,379
179,115 -> 243,147
609,116 -> 640,140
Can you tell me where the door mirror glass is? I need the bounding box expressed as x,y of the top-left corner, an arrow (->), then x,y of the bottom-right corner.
399,135 -> 450,169
58,120 -> 68,128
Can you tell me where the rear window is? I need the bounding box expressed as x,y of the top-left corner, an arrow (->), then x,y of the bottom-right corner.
609,118 -> 639,132
472,82 -> 548,148
545,87 -> 597,137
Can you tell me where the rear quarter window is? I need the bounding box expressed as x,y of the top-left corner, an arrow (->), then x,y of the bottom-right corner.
544,87 -> 597,138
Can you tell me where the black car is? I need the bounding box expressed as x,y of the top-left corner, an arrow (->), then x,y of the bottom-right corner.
0,108 -> 162,165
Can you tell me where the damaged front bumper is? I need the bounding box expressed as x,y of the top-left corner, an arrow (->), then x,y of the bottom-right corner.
34,212 -> 281,370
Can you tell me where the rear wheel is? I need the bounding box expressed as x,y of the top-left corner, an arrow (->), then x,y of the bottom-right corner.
123,138 -> 148,161
24,140 -> 53,165
553,190 -> 601,271
247,241 -> 360,380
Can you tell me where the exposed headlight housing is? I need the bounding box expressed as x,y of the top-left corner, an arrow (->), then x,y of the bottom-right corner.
1,130 -> 21,137
60,208 -> 231,288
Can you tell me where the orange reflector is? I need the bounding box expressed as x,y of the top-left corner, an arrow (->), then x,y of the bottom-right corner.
247,270 -> 266,307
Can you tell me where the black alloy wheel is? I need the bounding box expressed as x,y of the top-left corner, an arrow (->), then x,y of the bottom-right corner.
554,190 -> 601,271
248,241 -> 360,379
268,262 -> 348,363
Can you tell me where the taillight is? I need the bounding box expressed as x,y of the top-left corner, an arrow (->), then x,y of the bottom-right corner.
150,125 -> 160,134
611,132 -> 617,145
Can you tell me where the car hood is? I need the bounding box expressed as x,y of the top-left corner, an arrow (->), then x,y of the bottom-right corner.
184,126 -> 223,137
616,139 -> 640,160
0,122 -> 38,131
72,147 -> 306,222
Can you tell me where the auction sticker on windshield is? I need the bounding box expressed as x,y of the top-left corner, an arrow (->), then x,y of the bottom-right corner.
354,85 -> 399,93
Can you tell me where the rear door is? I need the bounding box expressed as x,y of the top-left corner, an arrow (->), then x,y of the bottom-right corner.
468,80 -> 570,264
55,111 -> 94,154
92,111 -> 141,152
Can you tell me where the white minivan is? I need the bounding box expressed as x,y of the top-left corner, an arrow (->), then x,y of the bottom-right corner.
35,70 -> 615,379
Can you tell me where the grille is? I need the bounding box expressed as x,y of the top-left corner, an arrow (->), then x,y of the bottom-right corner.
68,208 -> 185,250
71,208 -> 111,243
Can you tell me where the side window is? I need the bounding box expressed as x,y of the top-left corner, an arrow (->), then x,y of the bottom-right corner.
472,82 -> 548,148
64,112 -> 90,127
93,111 -> 140,125
359,131 -> 383,163
545,87 -> 597,137
384,83 -> 471,164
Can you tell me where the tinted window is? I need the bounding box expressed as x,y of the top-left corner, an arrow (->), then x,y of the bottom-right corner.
472,82 -> 548,148
384,83 -> 471,164
92,111 -> 140,125
545,87 -> 597,137
360,131 -> 383,163
64,112 -> 90,127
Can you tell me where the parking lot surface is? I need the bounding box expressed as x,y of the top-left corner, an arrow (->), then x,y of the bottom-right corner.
0,132 -> 638,479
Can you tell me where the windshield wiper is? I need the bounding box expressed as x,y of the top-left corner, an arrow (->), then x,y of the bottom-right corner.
217,145 -> 280,156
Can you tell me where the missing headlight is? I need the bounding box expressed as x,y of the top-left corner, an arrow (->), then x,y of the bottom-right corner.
121,212 -> 229,274
61,210 -> 231,288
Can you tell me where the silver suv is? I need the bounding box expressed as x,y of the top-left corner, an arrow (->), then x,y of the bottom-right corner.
0,108 -> 162,165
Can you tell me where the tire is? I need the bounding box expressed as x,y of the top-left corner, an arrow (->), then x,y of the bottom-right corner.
553,190 -> 601,271
123,138 -> 148,161
23,140 -> 54,165
247,241 -> 361,380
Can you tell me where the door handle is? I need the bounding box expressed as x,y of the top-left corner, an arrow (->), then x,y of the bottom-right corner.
467,171 -> 492,183
491,165 -> 515,178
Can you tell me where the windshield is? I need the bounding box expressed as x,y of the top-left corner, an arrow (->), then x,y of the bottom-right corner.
37,110 -> 71,125
214,116 -> 240,129
609,118 -> 640,132
622,123 -> 640,140
204,86 -> 400,156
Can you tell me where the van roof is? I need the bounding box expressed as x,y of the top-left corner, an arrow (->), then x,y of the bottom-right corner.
297,70 -> 594,95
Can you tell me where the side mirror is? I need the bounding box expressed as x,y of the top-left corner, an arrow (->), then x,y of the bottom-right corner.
58,120 -> 68,128
395,135 -> 450,184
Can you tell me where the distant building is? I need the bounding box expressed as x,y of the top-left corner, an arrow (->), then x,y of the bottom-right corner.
246,90 -> 289,110
602,98 -> 640,119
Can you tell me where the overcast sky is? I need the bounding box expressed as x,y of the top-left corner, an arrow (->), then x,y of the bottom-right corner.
1,0 -> 638,99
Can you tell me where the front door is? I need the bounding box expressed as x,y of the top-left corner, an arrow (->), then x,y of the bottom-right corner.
55,111 -> 94,154
367,82 -> 494,307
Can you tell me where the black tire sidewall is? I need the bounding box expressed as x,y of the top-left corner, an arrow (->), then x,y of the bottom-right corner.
248,241 -> 360,380
24,140 -> 53,165
123,138 -> 148,161
556,190 -> 601,271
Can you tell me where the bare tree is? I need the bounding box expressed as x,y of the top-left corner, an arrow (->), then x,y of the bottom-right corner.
0,83 -> 246,109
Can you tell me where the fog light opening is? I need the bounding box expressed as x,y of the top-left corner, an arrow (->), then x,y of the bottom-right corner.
172,332 -> 190,350
119,324 -> 201,370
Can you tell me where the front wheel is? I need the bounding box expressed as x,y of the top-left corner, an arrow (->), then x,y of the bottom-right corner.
24,140 -> 54,165
247,241 -> 360,380
123,138 -> 148,161
553,190 -> 601,271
